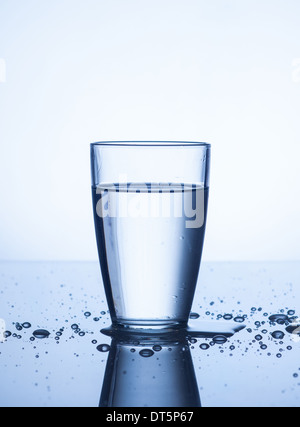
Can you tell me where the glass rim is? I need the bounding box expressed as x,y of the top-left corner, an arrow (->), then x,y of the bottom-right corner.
91,141 -> 211,147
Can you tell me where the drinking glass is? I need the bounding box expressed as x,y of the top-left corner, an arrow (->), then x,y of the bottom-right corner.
91,141 -> 210,332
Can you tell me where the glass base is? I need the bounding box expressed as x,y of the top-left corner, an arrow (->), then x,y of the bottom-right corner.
101,319 -> 246,341
114,318 -> 187,329
102,319 -> 187,338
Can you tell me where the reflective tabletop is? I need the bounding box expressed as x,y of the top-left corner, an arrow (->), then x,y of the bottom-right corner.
0,261 -> 299,407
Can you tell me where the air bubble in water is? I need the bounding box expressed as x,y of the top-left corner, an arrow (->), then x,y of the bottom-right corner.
71,324 -> 79,330
4,331 -> 11,338
139,349 -> 154,358
234,316 -> 244,323
84,312 -> 91,317
152,345 -> 162,352
33,330 -> 50,339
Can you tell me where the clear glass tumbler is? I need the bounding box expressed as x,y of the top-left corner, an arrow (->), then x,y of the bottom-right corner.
91,141 -> 210,332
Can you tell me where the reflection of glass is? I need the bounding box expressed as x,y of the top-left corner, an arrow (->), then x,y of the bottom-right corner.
91,142 -> 210,332
99,333 -> 201,407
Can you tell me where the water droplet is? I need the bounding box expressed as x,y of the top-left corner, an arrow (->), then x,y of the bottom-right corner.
234,316 -> 244,323
15,323 -> 22,331
288,310 -> 295,316
189,312 -> 200,319
22,322 -> 31,329
33,330 -> 50,339
3,331 -> 11,338
200,343 -> 210,350
152,345 -> 162,352
56,332 -> 62,337
139,349 -> 154,358
84,312 -> 91,317
212,335 -> 227,344
78,331 -> 85,337
269,314 -> 289,324
229,345 -> 235,350
223,314 -> 233,320
100,311 -> 106,315
286,325 -> 300,335
293,373 -> 299,378
97,344 -> 111,353
260,344 -> 267,350
255,335 -> 263,341
92,340 -> 97,344
271,331 -> 285,340
71,324 -> 79,330
130,348 -> 136,353
276,353 -> 282,358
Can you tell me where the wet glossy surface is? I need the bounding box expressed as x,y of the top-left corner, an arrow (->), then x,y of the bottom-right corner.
0,261 -> 299,407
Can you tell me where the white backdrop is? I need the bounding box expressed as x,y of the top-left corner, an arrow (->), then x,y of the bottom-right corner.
0,0 -> 300,261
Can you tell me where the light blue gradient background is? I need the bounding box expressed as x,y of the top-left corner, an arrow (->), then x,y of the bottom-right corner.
0,0 -> 300,261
